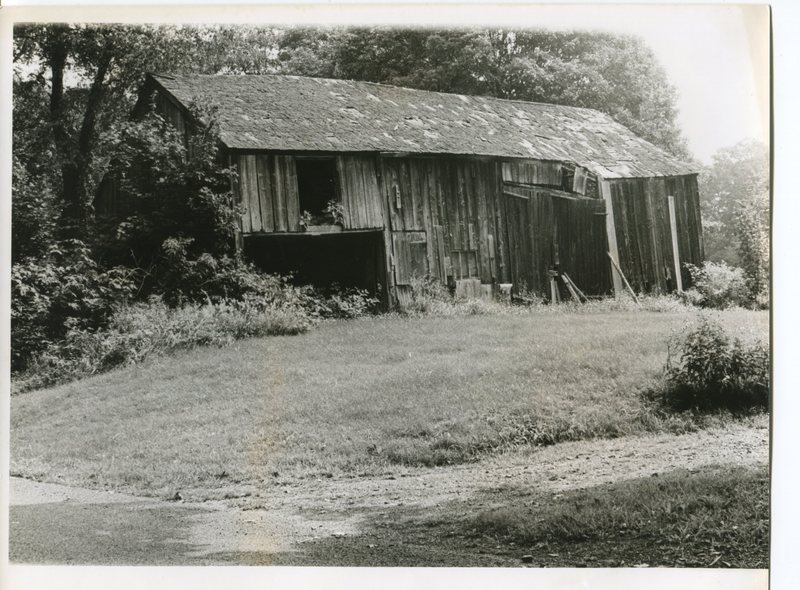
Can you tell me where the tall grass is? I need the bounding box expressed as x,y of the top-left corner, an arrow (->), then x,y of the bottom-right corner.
13,296 -> 311,394
399,276 -> 694,317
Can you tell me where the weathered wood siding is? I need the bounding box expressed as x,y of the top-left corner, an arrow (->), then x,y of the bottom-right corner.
337,155 -> 384,229
502,160 -> 563,188
234,154 -> 385,233
503,186 -> 611,297
226,148 -> 702,304
607,174 -> 703,293
233,154 -> 301,233
379,157 -> 507,298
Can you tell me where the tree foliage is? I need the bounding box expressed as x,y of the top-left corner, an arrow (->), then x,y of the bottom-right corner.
11,24 -> 244,242
698,139 -> 770,300
97,106 -> 249,304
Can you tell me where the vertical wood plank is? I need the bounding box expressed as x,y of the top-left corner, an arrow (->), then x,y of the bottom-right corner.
418,160 -> 436,276
600,179 -> 623,298
242,154 -> 262,232
284,156 -> 300,231
356,157 -> 368,228
383,160 -> 403,232
668,194 -> 683,292
256,155 -> 274,232
643,179 -> 664,292
335,157 -> 353,229
363,157 -> 384,228
474,162 -> 491,283
444,162 -> 461,250
376,156 -> 398,306
272,155 -> 288,232
495,164 -> 510,283
434,225 -> 447,280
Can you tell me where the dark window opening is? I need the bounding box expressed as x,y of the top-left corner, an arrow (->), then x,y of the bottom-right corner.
296,158 -> 339,219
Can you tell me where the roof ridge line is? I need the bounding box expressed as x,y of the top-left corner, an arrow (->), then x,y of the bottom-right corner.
150,72 -> 609,118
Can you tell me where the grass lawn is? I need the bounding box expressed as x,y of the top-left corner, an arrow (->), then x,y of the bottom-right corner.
466,464 -> 769,567
348,464 -> 768,568
11,309 -> 768,497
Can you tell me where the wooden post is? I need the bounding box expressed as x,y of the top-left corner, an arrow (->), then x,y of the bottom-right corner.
607,252 -> 640,305
561,275 -> 580,302
600,179 -> 623,298
562,273 -> 588,302
667,195 -> 683,293
549,276 -> 560,303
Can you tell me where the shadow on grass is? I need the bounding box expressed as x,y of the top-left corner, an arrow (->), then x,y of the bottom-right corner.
236,464 -> 769,568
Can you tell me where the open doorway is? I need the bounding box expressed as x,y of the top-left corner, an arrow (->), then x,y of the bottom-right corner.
244,230 -> 386,302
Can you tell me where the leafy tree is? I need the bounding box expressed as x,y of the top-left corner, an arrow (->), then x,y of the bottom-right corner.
11,154 -> 58,263
698,139 -> 770,295
13,24 -> 212,241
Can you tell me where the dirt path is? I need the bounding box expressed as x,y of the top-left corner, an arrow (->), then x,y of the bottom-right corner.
10,420 -> 769,565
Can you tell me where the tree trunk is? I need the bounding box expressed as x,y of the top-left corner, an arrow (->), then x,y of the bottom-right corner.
53,47 -> 112,240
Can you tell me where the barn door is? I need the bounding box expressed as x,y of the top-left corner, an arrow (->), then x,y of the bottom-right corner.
504,189 -> 537,294
392,231 -> 429,285
504,187 -> 611,299
550,195 -> 612,297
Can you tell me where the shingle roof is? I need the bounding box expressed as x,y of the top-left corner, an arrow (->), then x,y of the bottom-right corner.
150,73 -> 696,179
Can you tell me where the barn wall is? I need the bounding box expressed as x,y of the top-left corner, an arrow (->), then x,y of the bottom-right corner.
607,174 -> 703,293
229,150 -> 702,304
379,157 -> 506,290
232,154 -> 385,233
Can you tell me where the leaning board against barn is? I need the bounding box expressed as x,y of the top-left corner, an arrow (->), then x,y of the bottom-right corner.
113,73 -> 703,306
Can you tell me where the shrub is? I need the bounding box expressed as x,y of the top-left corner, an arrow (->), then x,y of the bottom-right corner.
400,275 -> 454,314
11,240 -> 136,372
151,237 -> 293,306
301,285 -> 380,319
646,316 -> 770,414
13,296 -> 313,393
684,261 -> 751,309
736,190 -> 770,301
101,107 -> 240,265
11,154 -> 58,263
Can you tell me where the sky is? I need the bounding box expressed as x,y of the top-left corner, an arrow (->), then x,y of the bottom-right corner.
519,4 -> 771,164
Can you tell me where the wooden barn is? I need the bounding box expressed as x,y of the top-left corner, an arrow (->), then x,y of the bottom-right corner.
123,73 -> 704,306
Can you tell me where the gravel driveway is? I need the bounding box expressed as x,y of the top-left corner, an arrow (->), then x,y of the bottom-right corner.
9,419 -> 769,565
